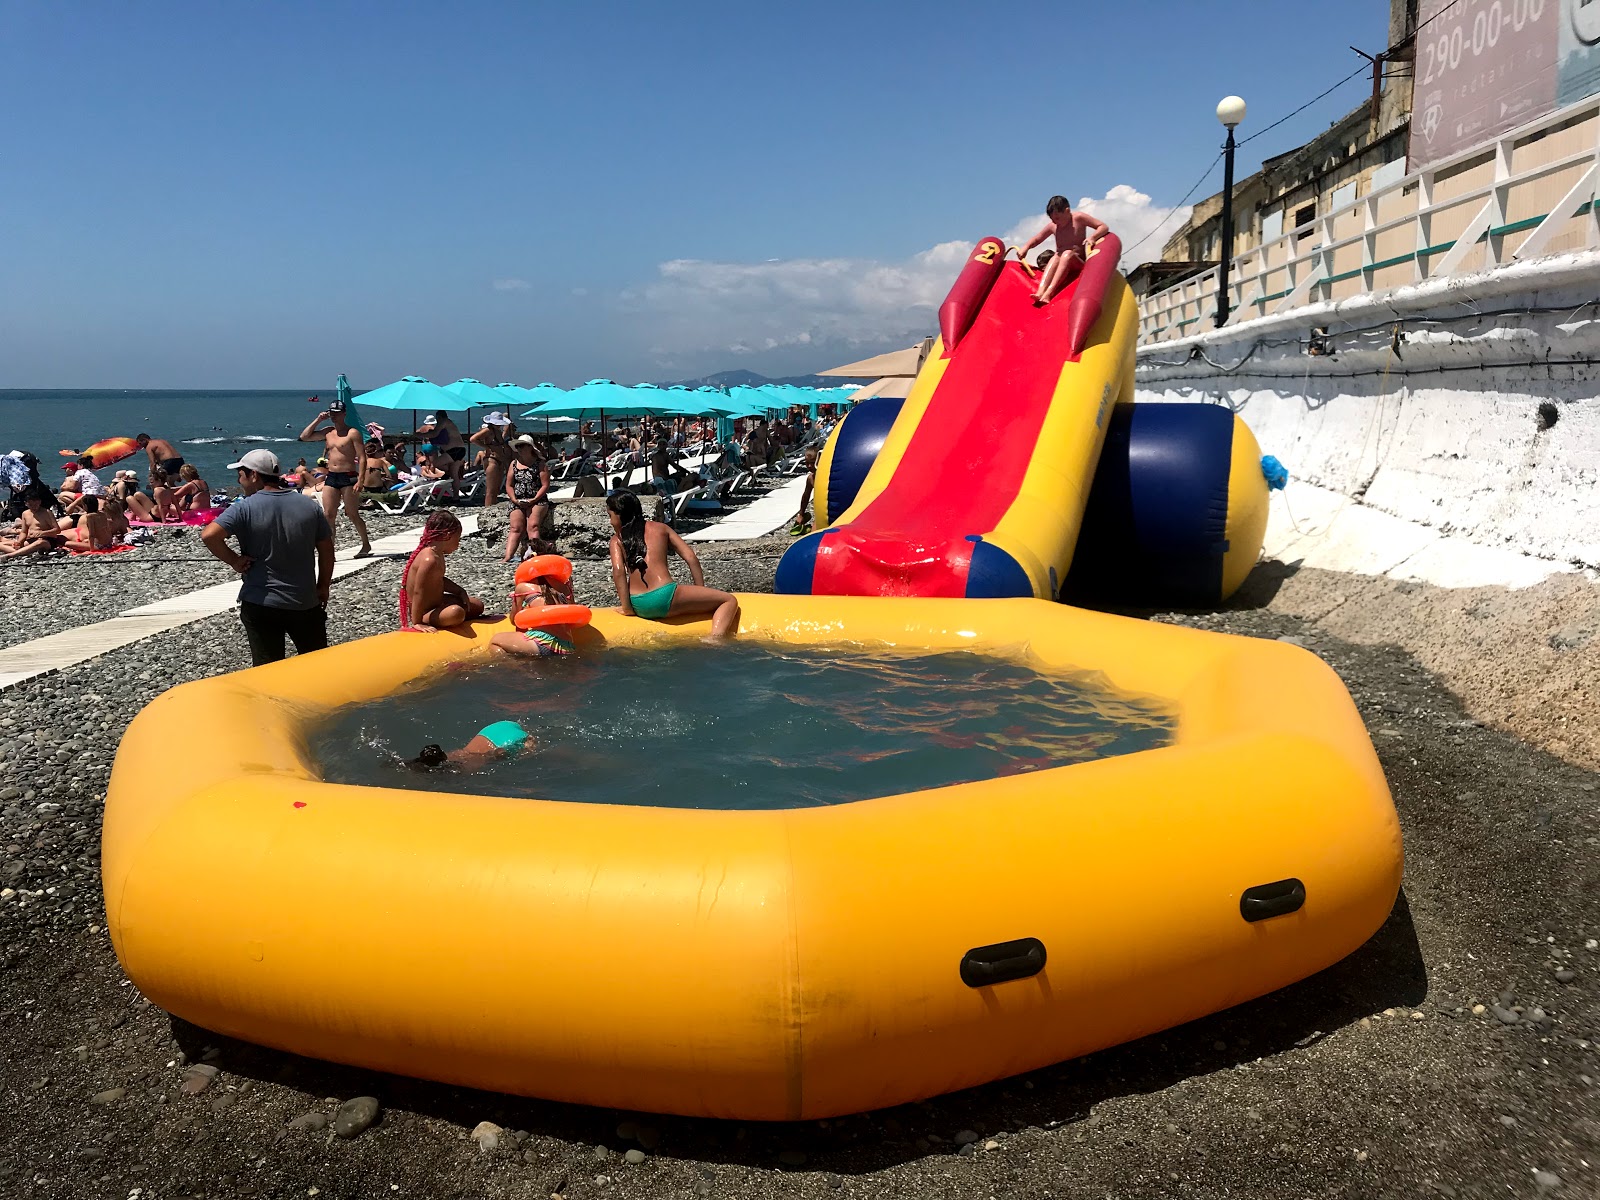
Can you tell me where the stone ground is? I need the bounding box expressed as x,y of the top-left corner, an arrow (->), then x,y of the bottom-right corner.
0,493 -> 1596,1199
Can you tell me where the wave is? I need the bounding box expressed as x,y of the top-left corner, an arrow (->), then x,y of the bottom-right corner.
181,435 -> 302,445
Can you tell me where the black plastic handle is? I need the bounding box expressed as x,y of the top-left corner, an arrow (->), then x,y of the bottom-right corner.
1240,878 -> 1306,923
960,937 -> 1047,988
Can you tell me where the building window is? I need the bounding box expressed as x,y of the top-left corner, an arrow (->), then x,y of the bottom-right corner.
1294,203 -> 1316,228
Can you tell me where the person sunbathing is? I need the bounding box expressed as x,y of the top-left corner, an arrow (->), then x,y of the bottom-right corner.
62,495 -> 114,551
103,495 -> 131,541
147,467 -> 183,521
399,510 -> 486,632
0,487 -> 68,561
173,464 -> 212,513
605,489 -> 739,638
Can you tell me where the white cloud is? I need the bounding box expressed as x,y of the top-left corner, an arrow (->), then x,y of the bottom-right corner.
621,185 -> 1190,369
492,278 -> 532,291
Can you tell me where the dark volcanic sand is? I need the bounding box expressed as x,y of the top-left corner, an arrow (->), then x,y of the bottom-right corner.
0,528 -> 1595,1199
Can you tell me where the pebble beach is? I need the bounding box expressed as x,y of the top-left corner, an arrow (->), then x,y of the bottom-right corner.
1,489 -> 1596,1200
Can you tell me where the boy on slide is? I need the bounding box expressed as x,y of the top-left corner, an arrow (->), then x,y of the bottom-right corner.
399,511 -> 487,632
1017,194 -> 1109,305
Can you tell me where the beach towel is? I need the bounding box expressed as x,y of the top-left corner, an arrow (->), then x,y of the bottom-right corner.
68,543 -> 134,556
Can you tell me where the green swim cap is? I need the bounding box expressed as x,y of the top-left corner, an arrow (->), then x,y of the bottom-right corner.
477,720 -> 529,751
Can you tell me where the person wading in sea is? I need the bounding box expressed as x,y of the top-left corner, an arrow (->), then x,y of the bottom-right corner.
299,398 -> 372,558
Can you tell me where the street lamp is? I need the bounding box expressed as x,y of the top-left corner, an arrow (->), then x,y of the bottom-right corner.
1215,95 -> 1247,328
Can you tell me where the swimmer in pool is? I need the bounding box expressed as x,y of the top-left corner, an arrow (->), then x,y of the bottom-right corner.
409,719 -> 532,773
605,489 -> 739,638
491,568 -> 581,658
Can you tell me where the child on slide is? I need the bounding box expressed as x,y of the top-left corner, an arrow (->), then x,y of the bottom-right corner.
605,489 -> 739,638
1017,194 -> 1109,305
399,510 -> 487,632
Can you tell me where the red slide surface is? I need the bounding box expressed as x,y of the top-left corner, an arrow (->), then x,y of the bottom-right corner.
811,261 -> 1086,597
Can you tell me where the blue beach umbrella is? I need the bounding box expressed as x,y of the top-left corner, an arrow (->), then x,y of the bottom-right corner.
527,379 -> 667,419
517,383 -> 567,417
331,372 -> 369,434
441,378 -> 510,412
490,382 -> 534,407
350,376 -> 465,413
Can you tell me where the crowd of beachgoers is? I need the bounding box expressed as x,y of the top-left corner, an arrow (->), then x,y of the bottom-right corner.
0,402 -> 833,566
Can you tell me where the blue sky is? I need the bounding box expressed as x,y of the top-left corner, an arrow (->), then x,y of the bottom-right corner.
2,0 -> 1393,387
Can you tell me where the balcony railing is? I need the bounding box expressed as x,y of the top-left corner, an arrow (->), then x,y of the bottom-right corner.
1136,93 -> 1600,345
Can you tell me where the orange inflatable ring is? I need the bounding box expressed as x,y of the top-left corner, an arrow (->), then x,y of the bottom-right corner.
515,555 -> 572,586
513,603 -> 591,631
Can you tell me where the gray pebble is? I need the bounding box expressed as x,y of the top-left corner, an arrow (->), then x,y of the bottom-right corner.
636,1125 -> 661,1150
88,1087 -> 125,1105
1555,969 -> 1576,983
778,1149 -> 807,1167
953,1129 -> 980,1146
593,1146 -> 610,1162
615,1120 -> 638,1141
179,1063 -> 218,1095
287,1112 -> 329,1132
1491,1005 -> 1521,1024
624,1148 -> 646,1165
332,1095 -> 380,1138
1499,1115 -> 1517,1127
1534,1169 -> 1562,1189
470,1121 -> 502,1153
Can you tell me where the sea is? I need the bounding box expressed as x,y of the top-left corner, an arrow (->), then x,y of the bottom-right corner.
0,389 -> 377,485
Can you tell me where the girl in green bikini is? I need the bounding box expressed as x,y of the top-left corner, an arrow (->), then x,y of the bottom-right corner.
605,490 -> 740,638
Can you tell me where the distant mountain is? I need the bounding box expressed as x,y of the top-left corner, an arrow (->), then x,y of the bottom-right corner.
650,369 -> 839,389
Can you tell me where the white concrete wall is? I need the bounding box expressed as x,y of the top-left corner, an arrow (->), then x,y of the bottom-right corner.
1134,250 -> 1600,587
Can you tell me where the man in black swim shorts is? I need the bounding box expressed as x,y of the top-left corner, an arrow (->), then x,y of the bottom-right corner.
299,399 -> 372,558
136,433 -> 185,481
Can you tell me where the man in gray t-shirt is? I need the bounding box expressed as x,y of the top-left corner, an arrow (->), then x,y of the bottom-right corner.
201,449 -> 335,666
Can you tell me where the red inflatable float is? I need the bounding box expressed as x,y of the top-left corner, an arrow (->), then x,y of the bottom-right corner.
512,603 -> 591,631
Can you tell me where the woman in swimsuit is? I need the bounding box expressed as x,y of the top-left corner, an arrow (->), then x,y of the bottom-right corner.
502,435 -> 552,563
469,412 -> 515,509
174,464 -> 211,513
0,486 -> 68,561
605,489 -> 739,638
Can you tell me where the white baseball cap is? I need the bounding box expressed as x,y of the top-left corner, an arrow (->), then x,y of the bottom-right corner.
227,449 -> 281,474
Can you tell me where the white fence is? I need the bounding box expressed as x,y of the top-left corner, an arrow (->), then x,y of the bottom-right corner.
1137,93 -> 1600,344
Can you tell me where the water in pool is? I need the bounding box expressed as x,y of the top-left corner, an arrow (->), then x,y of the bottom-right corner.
310,644 -> 1176,809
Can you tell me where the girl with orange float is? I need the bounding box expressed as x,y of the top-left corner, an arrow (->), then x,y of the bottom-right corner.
490,554 -> 591,658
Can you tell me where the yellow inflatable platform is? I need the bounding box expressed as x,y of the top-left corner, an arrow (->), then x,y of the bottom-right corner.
104,597 -> 1401,1120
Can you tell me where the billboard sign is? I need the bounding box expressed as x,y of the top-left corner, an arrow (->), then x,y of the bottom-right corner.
1410,0 -> 1600,170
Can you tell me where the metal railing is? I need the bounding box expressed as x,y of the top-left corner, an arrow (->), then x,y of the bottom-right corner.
1137,94 -> 1600,344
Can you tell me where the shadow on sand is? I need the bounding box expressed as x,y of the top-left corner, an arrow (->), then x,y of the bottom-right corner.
171,891 -> 1425,1175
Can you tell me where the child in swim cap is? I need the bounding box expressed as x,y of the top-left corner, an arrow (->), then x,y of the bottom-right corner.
409,719 -> 531,772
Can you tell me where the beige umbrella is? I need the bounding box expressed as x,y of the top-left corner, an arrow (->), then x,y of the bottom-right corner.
818,336 -> 933,380
847,376 -> 916,401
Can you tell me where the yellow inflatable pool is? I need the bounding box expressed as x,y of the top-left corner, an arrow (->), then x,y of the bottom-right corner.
103,597 -> 1401,1120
